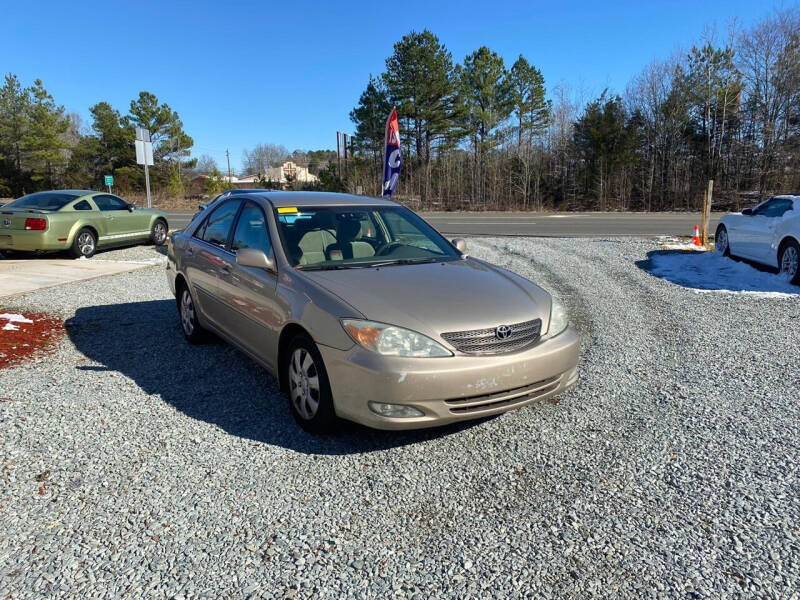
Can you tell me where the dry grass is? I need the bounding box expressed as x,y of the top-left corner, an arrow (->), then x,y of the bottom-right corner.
123,193 -> 203,211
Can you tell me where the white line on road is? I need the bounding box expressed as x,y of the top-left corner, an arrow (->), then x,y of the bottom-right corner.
443,221 -> 537,225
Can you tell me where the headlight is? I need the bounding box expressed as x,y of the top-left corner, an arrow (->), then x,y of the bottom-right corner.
341,319 -> 452,357
545,297 -> 569,338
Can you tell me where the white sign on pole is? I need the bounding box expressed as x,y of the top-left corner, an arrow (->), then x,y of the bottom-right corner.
135,126 -> 151,142
135,139 -> 154,166
134,127 -> 154,208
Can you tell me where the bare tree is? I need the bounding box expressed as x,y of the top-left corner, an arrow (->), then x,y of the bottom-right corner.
241,143 -> 289,175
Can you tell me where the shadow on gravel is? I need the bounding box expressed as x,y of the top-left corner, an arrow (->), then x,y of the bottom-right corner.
66,299 -> 484,455
636,250 -> 800,295
0,244 -> 168,260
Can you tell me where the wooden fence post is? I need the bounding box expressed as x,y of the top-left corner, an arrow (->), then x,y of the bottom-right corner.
702,179 -> 714,248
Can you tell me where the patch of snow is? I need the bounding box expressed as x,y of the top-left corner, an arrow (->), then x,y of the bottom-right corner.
643,250 -> 800,298
656,236 -> 707,251
2,322 -> 20,331
0,313 -> 34,324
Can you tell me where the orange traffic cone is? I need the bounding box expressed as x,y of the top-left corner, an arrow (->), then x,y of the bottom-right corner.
691,225 -> 702,247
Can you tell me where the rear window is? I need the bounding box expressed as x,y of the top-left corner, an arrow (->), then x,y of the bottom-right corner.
6,192 -> 79,211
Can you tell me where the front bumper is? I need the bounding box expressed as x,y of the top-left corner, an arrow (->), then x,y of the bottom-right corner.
319,326 -> 580,430
0,230 -> 66,251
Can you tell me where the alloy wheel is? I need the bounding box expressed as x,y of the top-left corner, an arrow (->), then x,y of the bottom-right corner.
780,246 -> 799,281
154,222 -> 167,244
77,232 -> 95,256
289,348 -> 320,420
180,289 -> 195,335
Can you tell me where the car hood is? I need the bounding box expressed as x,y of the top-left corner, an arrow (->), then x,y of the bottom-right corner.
302,258 -> 552,337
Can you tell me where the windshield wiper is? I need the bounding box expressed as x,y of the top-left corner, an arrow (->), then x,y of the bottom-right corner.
299,263 -> 374,271
371,257 -> 444,267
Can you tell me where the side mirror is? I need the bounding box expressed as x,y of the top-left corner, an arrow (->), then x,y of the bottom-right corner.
451,238 -> 468,253
742,208 -> 754,216
236,248 -> 276,273
127,203 -> 135,212
198,203 -> 207,212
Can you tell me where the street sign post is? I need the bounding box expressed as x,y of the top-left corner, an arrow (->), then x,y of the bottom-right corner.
135,127 -> 154,208
104,175 -> 114,192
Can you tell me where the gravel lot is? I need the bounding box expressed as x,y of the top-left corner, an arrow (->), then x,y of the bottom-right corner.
1,239 -> 798,599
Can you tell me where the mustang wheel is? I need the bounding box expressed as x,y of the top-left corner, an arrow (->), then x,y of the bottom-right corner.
715,224 -> 730,257
70,228 -> 96,258
178,284 -> 207,343
285,334 -> 336,433
779,239 -> 800,285
151,219 -> 168,246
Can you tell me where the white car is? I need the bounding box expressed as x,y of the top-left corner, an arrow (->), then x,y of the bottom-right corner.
715,195 -> 800,284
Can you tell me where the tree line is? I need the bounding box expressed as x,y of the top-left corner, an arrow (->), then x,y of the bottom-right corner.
0,76 -> 198,198
3,7 -> 798,211
347,8 -> 800,211
0,76 -> 342,200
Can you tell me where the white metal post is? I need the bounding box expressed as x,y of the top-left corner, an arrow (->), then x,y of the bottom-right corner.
144,163 -> 152,208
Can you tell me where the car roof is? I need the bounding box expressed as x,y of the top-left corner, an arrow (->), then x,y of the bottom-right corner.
22,189 -> 95,197
240,191 -> 399,208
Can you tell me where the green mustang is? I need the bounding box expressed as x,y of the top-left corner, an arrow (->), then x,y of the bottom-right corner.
0,190 -> 169,258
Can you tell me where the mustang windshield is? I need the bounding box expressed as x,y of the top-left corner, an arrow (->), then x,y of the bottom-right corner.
275,205 -> 461,269
6,192 -> 79,211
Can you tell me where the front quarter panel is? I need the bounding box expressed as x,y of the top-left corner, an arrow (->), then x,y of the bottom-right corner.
278,269 -> 362,351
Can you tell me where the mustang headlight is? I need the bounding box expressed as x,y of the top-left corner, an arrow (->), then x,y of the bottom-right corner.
341,319 -> 452,357
545,297 -> 569,338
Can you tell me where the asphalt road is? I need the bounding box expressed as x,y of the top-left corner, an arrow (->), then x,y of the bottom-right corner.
165,210 -> 724,237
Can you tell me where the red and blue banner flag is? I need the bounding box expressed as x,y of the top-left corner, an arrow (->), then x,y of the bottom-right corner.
382,107 -> 402,198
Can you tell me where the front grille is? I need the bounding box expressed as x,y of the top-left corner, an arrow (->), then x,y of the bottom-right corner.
441,318 -> 542,355
444,375 -> 561,414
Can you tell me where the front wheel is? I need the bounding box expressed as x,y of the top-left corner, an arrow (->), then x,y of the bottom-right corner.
778,240 -> 800,285
285,334 -> 337,433
150,219 -> 168,246
70,228 -> 97,258
715,225 -> 730,257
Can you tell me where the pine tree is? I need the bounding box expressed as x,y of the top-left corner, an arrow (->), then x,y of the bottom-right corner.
350,75 -> 392,195
509,55 -> 551,146
22,79 -> 69,188
457,46 -> 513,204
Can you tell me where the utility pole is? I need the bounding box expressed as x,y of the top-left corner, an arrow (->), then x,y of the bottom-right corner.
226,149 -> 232,182
336,132 -> 342,179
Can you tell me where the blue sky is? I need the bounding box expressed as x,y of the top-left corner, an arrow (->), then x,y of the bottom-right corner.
3,0 -> 778,172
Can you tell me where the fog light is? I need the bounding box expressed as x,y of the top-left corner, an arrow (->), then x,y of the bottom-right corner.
368,402 -> 424,418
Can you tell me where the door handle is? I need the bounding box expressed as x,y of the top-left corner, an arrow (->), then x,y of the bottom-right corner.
186,247 -> 194,256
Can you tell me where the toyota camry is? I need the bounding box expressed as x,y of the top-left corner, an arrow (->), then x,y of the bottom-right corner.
167,191 -> 580,432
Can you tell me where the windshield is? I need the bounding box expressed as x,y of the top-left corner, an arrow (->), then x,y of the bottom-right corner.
275,205 -> 461,269
6,192 -> 79,211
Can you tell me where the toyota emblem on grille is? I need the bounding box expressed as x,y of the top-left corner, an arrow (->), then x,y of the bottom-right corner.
2,218 -> 9,227
495,324 -> 513,340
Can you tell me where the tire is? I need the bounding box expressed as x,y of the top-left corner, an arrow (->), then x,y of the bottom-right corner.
715,224 -> 730,257
177,283 -> 208,344
150,219 -> 168,246
285,333 -> 337,433
778,239 -> 800,285
69,228 -> 97,258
